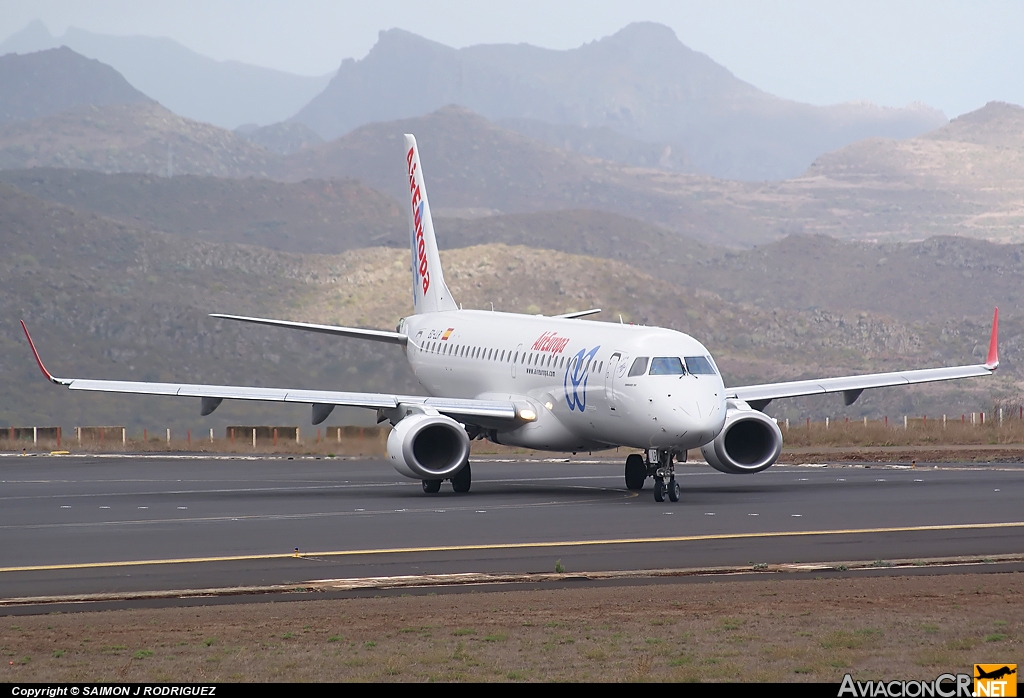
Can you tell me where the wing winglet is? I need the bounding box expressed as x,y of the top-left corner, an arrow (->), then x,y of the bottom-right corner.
20,320 -> 71,386
985,307 -> 999,370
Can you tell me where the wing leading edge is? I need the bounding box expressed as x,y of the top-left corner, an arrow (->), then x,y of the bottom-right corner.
19,321 -> 516,423
727,309 -> 999,409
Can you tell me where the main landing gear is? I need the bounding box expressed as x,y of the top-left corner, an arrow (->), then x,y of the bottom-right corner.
422,461 -> 472,494
624,449 -> 681,502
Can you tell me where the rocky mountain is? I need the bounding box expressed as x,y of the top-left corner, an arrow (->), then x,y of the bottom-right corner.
282,105 -> 771,246
0,168 -> 405,253
0,46 -> 151,124
0,21 -> 333,128
2,95 -> 1021,249
234,121 -> 324,155
0,101 -> 278,177
291,23 -> 946,180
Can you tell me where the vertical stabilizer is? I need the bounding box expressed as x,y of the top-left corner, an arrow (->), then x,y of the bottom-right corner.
405,134 -> 457,314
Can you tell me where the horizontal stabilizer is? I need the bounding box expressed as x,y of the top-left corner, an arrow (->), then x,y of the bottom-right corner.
554,308 -> 601,319
210,314 -> 407,345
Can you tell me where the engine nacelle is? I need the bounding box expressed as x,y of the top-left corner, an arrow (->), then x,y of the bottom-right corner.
701,404 -> 783,474
387,413 -> 471,480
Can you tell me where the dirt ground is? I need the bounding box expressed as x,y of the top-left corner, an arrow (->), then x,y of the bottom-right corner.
2,572 -> 1021,682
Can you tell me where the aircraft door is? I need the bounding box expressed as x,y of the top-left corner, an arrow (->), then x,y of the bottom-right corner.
606,352 -> 625,414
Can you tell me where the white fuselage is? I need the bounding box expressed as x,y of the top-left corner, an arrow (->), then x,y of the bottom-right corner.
401,310 -> 727,452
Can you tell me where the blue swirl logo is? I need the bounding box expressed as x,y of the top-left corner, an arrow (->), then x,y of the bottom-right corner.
564,346 -> 600,411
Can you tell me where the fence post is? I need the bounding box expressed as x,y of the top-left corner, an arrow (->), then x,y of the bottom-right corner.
252,429 -> 256,449
785,418 -> 789,430
273,428 -> 278,446
187,429 -> 191,446
863,416 -> 867,427
904,415 -> 908,429
999,408 -> 1003,425
122,427 -> 126,447
166,428 -> 171,445
943,414 -> 946,430
210,428 -> 214,444
825,417 -> 829,429
884,416 -> 888,427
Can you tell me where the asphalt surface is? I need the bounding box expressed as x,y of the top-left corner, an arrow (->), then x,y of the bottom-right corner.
1,454 -> 1023,602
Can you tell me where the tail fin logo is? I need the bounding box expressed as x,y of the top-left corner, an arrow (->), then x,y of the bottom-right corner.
407,148 -> 430,297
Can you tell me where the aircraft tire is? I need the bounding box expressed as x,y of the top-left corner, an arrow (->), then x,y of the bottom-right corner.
422,479 -> 442,494
653,478 -> 665,502
451,462 -> 472,493
624,454 -> 646,490
668,478 -> 680,502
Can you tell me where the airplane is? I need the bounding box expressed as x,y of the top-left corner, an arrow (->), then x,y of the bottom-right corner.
975,666 -> 1016,681
21,134 -> 1000,502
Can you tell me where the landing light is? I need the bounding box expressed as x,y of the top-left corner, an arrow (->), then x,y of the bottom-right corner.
544,401 -> 553,410
519,408 -> 537,421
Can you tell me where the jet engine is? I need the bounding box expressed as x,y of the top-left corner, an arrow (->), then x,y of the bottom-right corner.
700,402 -> 783,474
387,413 -> 471,480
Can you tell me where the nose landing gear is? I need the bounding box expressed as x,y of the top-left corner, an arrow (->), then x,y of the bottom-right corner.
639,449 -> 680,502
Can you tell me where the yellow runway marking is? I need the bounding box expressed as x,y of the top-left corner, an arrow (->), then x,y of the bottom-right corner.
2,521 -> 1022,574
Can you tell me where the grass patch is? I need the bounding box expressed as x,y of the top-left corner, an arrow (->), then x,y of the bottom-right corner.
820,628 -> 881,650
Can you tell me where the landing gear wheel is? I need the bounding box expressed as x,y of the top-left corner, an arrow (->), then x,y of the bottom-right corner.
451,462 -> 472,493
422,479 -> 442,494
667,478 -> 680,502
624,454 -> 646,490
653,477 -> 666,502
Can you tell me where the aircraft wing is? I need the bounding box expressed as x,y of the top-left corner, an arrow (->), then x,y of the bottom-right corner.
727,309 -> 999,408
20,321 -> 517,422
209,313 -> 407,345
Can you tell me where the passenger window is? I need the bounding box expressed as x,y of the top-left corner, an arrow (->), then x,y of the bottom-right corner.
649,357 -> 685,375
684,356 -> 717,375
627,357 -> 649,377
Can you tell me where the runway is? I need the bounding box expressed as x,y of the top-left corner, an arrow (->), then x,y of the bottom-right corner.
2,454 -> 1023,605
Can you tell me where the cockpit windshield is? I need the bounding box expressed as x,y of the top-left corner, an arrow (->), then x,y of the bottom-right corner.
684,356 -> 717,375
649,357 -> 686,375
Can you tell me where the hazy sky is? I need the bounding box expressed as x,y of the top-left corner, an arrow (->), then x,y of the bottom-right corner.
2,0 -> 1022,118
